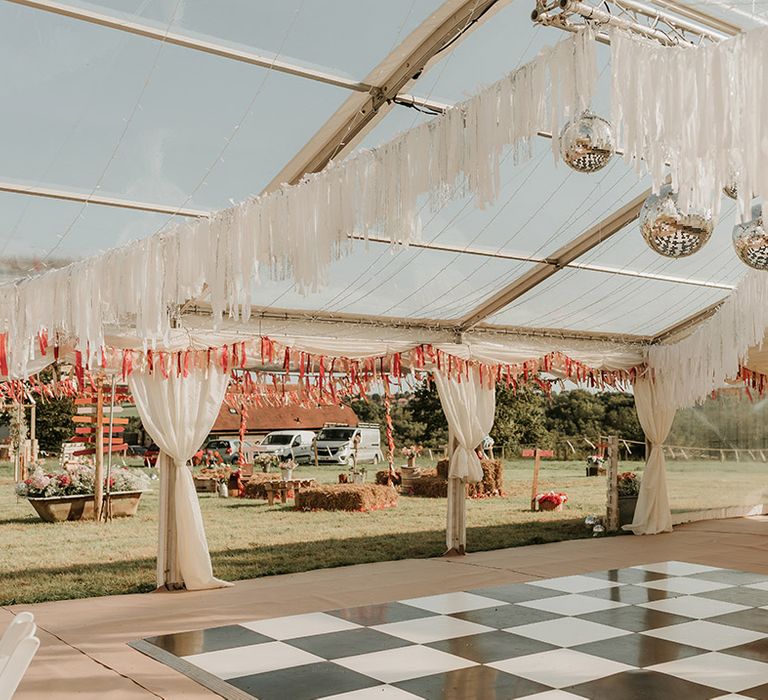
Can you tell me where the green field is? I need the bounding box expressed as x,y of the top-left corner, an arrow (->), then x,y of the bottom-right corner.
2,457 -> 767,605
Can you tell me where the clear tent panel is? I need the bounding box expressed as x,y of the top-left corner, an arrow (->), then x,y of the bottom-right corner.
253,244 -> 538,321
45,0 -> 446,80
487,267 -> 731,336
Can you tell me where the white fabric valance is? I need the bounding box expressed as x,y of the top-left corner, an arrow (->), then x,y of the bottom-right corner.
129,366 -> 232,590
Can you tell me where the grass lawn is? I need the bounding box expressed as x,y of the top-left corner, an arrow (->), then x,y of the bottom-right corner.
2,456 -> 767,605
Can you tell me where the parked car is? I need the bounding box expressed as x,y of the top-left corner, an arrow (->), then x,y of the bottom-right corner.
315,423 -> 382,465
126,445 -> 147,457
203,438 -> 256,464
253,430 -> 316,464
144,444 -> 160,467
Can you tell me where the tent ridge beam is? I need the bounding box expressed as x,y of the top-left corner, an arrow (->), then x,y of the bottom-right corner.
651,299 -> 726,344
457,189 -> 651,330
353,233 -> 733,290
0,180 -> 209,218
6,0 -> 373,93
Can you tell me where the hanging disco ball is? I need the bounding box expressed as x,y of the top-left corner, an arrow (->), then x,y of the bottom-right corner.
559,110 -> 614,173
640,185 -> 714,258
723,181 -> 739,200
733,204 -> 768,270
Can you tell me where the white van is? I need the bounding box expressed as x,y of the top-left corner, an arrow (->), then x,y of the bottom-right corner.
253,430 -> 316,463
315,423 -> 383,465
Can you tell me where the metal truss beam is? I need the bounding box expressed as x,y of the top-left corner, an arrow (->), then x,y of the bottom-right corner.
5,0 -> 371,93
457,190 -> 651,330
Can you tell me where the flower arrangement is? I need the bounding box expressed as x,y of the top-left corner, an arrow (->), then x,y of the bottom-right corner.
617,471 -> 640,497
16,465 -> 150,499
253,453 -> 280,472
586,454 -> 605,466
400,445 -> 423,459
534,491 -> 568,511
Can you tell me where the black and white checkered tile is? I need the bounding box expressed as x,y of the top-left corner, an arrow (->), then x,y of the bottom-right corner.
131,561 -> 768,699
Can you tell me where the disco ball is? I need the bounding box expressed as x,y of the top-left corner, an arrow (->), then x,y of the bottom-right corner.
559,110 -> 614,173
640,186 -> 714,258
733,204 -> 768,270
723,181 -> 738,200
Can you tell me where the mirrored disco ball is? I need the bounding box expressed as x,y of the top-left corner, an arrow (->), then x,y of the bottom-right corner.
640,186 -> 714,258
733,204 -> 768,270
723,182 -> 738,200
559,110 -> 614,173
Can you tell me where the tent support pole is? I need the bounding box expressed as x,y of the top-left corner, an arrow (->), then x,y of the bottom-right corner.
445,431 -> 466,556
157,453 -> 184,590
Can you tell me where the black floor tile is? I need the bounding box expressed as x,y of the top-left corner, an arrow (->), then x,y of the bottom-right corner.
699,587 -> 768,608
566,669 -> 722,699
577,606 -> 691,632
710,608 -> 768,634
573,633 -> 707,667
285,627 -> 409,660
452,603 -> 559,629
582,585 -> 677,605
466,583 -> 563,605
228,662 -> 379,700
427,630 -> 556,664
688,569 -> 768,586
327,602 -> 436,626
395,665 -> 550,700
744,681 -> 768,699
583,568 -> 670,585
144,624 -> 273,656
723,637 -> 768,664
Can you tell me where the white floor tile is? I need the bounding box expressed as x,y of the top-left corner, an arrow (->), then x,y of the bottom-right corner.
320,686 -> 423,699
749,582 -> 768,591
636,577 -> 732,595
639,596 -> 749,619
371,616 -> 493,644
183,641 -> 322,679
633,561 -> 722,576
528,575 -> 624,594
642,620 -> 767,651
400,591 -> 505,614
711,695 -> 759,699
335,645 -> 476,684
649,652 -> 768,693
488,648 -> 633,688
517,594 -> 627,616
240,612 -> 360,640
507,617 -> 631,647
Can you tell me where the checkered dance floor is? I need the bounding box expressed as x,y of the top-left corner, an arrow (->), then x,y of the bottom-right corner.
131,561 -> 768,699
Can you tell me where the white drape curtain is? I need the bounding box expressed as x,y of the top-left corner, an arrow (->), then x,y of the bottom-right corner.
624,375 -> 675,535
433,368 -> 496,483
129,366 -> 232,590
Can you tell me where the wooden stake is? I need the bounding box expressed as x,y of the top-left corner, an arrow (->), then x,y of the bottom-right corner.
606,435 -> 619,531
93,382 -> 104,521
530,448 -> 541,510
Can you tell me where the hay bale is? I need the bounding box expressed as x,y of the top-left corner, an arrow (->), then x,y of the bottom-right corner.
436,459 -> 449,479
295,484 -> 398,512
405,476 -> 448,498
375,470 -> 401,486
470,458 -> 503,498
243,473 -> 281,500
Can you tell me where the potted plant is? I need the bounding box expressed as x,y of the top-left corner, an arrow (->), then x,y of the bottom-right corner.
617,471 -> 640,526
401,445 -> 423,470
280,459 -> 298,482
254,453 -> 279,473
585,454 -> 605,477
533,491 -> 568,512
16,465 -> 150,522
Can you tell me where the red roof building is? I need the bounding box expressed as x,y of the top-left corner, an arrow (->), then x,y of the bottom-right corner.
211,403 -> 359,438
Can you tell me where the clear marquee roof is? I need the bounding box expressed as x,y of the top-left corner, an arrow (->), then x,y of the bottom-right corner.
2,0 -> 767,343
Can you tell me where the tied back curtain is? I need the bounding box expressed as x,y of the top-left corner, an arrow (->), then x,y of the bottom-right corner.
624,375 -> 675,535
129,367 -> 231,590
433,368 -> 495,483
